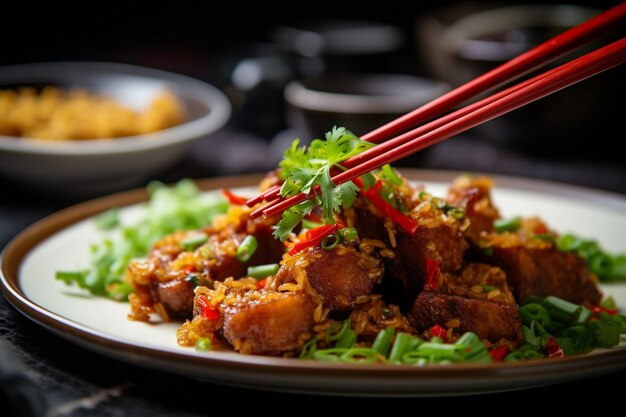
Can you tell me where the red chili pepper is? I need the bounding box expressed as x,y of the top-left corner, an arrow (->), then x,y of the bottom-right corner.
363,191 -> 418,236
544,336 -> 564,358
533,224 -> 548,234
429,324 -> 448,342
489,346 -> 508,362
197,295 -> 220,321
258,278 -> 267,289
288,224 -> 339,256
591,305 -> 618,316
425,258 -> 441,290
222,189 -> 248,205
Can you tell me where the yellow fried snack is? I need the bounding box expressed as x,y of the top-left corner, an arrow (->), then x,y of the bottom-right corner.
0,87 -> 185,140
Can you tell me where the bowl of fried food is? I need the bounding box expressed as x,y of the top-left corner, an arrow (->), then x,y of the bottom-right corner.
0,62 -> 230,195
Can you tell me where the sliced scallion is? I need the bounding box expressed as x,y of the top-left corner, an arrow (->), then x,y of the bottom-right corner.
181,233 -> 209,251
494,217 -> 521,233
321,233 -> 340,250
236,235 -> 258,262
247,263 -> 279,279
371,327 -> 394,356
338,227 -> 358,242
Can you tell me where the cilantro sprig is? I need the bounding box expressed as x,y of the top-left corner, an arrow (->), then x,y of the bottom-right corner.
274,127 -> 374,241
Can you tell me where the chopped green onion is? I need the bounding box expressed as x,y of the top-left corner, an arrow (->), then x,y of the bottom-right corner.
430,197 -> 446,210
532,233 -> 554,242
181,233 -> 209,251
321,233 -> 341,250
247,263 -> 279,279
326,319 -> 351,341
335,329 -> 357,349
56,271 -> 85,282
195,337 -> 212,351
372,328 -> 395,356
313,348 -> 348,363
236,235 -> 258,262
589,317 -> 622,348
94,208 -> 120,230
494,217 -> 521,233
455,332 -> 490,362
302,219 -> 323,230
601,296 -> 617,310
388,332 -> 422,363
481,285 -> 496,293
418,191 -> 431,200
543,296 -> 580,317
299,338 -> 318,359
340,348 -> 380,364
338,227 -> 358,242
563,325 -> 591,353
185,274 -> 200,286
447,207 -> 465,220
519,303 -> 552,329
381,307 -> 394,320
381,164 -> 403,186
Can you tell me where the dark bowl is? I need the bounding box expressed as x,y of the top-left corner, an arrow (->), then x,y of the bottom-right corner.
284,74 -> 449,139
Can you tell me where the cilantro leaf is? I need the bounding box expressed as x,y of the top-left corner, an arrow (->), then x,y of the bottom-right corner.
273,200 -> 314,241
275,126 -> 374,238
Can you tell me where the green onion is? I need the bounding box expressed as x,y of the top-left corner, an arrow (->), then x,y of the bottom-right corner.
418,191 -> 431,200
455,332 -> 491,362
321,233 -> 341,250
326,320 -> 351,341
589,317 -> 622,348
494,217 -> 521,233
430,197 -> 446,210
601,296 -> 617,310
313,348 -> 348,363
94,208 -> 120,230
338,227 -> 358,242
372,328 -> 395,356
340,348 -> 380,364
388,332 -> 422,363
299,338 -> 318,359
247,263 -> 279,279
481,285 -> 496,293
381,307 -> 394,320
335,329 -> 357,349
563,325 -> 591,353
56,271 -> 85,282
447,207 -> 465,220
185,274 -> 199,286
181,233 -> 209,251
195,337 -> 212,351
543,296 -> 580,316
302,219 -> 323,230
236,235 -> 258,262
381,164 -> 403,186
519,303 -> 552,329
532,233 -> 554,242
107,282 -> 134,301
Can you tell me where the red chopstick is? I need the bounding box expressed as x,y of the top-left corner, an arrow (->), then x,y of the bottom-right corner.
256,37 -> 626,219
246,2 -> 626,208
362,2 -> 626,144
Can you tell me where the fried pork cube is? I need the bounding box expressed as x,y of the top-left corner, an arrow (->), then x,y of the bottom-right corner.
272,243 -> 383,314
178,279 -> 316,355
446,175 -> 500,242
409,263 -> 522,344
484,231 -> 602,305
127,207 -> 284,321
409,291 -> 523,344
352,194 -> 468,305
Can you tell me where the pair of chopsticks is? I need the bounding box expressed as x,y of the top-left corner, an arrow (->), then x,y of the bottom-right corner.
248,2 -> 626,219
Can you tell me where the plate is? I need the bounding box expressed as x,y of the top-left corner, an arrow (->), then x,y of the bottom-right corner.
2,170 -> 626,397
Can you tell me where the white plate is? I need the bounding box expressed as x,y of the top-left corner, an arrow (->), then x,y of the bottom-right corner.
1,170 -> 626,396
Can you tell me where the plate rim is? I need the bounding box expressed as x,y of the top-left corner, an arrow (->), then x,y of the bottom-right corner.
2,169 -> 626,395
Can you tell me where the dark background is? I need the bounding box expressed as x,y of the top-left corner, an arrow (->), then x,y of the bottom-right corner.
1,2 -> 626,416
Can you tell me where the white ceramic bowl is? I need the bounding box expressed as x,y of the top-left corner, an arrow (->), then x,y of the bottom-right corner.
0,62 -> 231,194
